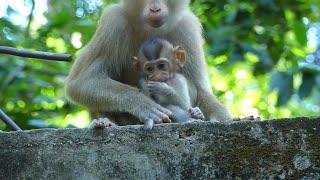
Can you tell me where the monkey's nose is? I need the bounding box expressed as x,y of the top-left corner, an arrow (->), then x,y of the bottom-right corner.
150,7 -> 161,13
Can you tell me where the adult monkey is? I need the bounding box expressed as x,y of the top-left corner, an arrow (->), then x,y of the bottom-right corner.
65,0 -> 232,128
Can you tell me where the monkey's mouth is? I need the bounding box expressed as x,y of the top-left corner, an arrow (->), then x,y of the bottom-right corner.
148,75 -> 169,82
147,15 -> 168,28
148,18 -> 164,28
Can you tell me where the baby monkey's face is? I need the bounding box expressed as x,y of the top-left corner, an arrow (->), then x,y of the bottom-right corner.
132,39 -> 186,82
143,58 -> 171,82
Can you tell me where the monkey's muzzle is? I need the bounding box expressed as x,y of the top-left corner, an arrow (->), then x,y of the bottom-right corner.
148,73 -> 169,82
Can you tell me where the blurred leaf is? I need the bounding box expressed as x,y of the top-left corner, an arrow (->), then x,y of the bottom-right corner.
270,72 -> 294,106
299,63 -> 320,73
229,45 -> 245,63
210,40 -> 231,56
316,75 -> 320,88
293,21 -> 307,47
298,73 -> 315,99
242,44 -> 274,75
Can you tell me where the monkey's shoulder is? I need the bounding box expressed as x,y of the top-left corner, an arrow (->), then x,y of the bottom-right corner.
100,4 -> 129,30
101,3 -> 124,18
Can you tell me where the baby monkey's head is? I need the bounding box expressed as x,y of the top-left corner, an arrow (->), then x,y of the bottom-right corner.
133,38 -> 186,82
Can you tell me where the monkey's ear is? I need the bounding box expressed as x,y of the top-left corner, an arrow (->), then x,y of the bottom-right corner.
174,46 -> 186,67
132,56 -> 141,72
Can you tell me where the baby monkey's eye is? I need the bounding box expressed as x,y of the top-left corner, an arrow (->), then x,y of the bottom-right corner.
146,66 -> 154,73
158,63 -> 168,70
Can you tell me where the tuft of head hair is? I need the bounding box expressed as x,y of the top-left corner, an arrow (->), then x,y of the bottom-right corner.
141,39 -> 171,61
167,0 -> 190,12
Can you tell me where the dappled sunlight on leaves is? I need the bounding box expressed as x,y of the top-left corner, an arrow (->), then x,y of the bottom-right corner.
65,110 -> 90,128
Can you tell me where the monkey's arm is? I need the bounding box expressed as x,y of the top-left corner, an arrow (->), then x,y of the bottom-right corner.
139,79 -> 193,124
66,59 -> 172,128
148,82 -> 188,108
145,78 -> 191,110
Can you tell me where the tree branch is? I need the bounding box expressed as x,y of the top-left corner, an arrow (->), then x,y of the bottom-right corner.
0,46 -> 72,62
0,109 -> 22,131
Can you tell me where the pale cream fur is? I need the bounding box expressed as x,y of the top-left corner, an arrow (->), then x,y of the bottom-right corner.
65,0 -> 232,125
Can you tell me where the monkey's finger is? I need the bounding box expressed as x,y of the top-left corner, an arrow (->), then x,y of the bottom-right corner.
163,116 -> 172,123
152,109 -> 171,123
194,107 -> 201,110
147,83 -> 154,87
149,110 -> 164,123
147,86 -> 158,92
157,112 -> 171,123
144,119 -> 154,130
191,107 -> 201,113
147,81 -> 158,85
162,114 -> 172,123
147,82 -> 162,89
191,111 -> 201,116
150,114 -> 162,124
147,84 -> 156,88
156,106 -> 172,116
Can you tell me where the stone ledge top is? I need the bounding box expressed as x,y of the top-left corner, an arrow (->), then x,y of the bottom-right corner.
1,116 -> 319,134
0,117 -> 319,179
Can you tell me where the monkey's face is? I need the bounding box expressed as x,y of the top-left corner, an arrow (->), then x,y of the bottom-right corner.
142,0 -> 169,28
143,59 -> 171,82
123,0 -> 190,28
132,39 -> 186,82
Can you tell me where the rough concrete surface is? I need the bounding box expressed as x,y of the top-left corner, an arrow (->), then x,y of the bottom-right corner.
0,117 -> 319,180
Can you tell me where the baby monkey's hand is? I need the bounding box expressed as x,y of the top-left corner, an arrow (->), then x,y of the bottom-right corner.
147,81 -> 170,95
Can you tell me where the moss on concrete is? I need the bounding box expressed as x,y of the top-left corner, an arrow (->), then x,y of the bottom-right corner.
0,117 -> 319,179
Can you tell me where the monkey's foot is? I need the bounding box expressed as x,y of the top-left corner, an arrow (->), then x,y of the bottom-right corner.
189,107 -> 205,120
89,118 -> 117,129
233,116 -> 261,122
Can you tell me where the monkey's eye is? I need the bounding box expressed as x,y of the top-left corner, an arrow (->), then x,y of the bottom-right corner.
158,63 -> 169,71
146,66 -> 154,73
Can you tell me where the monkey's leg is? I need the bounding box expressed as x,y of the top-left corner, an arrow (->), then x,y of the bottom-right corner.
166,105 -> 193,123
88,117 -> 117,129
197,89 -> 232,123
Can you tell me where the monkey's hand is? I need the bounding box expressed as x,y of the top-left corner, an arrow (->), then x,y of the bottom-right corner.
147,81 -> 172,96
189,107 -> 205,120
132,101 -> 172,130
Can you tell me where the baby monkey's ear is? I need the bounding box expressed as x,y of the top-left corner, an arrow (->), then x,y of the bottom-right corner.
132,56 -> 141,72
174,46 -> 186,67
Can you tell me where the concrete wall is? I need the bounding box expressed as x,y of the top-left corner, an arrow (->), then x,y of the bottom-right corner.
0,117 -> 319,179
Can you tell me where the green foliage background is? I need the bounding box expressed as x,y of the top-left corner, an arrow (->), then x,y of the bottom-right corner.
0,0 -> 319,130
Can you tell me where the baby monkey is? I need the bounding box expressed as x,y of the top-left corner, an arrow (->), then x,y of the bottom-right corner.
133,39 -> 205,128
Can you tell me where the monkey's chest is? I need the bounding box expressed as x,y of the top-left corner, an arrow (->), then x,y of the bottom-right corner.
151,94 -> 170,106
119,69 -> 140,87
